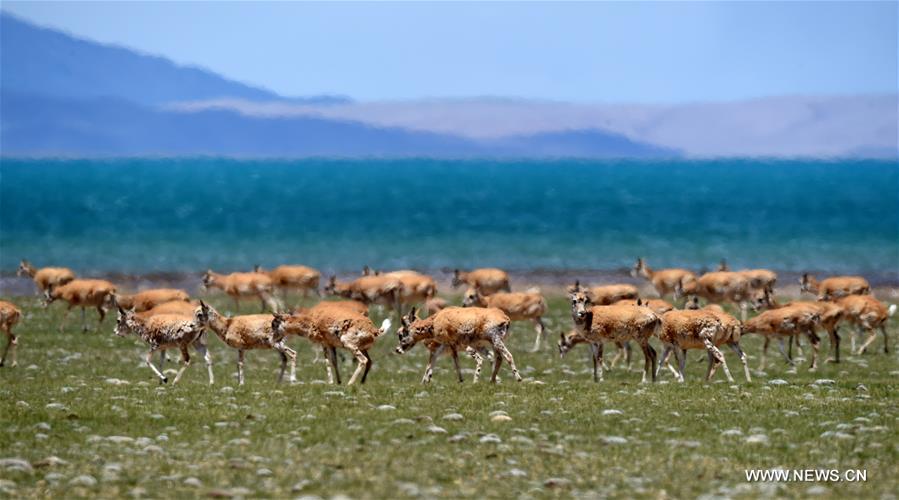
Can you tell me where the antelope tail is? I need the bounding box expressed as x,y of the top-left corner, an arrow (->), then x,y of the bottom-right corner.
379,318 -> 392,335
889,304 -> 897,318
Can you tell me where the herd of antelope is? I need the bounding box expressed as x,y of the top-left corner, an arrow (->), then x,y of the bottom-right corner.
1,258 -> 895,387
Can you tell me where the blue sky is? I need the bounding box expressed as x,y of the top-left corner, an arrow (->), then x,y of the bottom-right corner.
3,1 -> 896,103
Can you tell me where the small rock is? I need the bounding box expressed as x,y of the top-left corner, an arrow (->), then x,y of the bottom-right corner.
0,458 -> 33,473
32,456 -> 67,468
442,413 -> 464,421
480,434 -> 502,444
107,436 -> 134,444
601,436 -> 628,445
376,404 -> 396,411
45,403 -> 67,410
602,409 -> 623,416
427,425 -> 447,434
721,429 -> 743,437
392,418 -> 415,425
505,468 -> 528,478
813,379 -> 836,386
34,422 -> 51,431
256,468 -> 273,476
489,410 -> 509,418
745,434 -> 769,445
491,415 -> 512,423
183,477 -> 202,488
69,475 -> 97,487
544,477 -> 571,488
768,379 -> 788,386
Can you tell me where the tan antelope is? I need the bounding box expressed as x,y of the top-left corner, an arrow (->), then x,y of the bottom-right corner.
717,260 -> 777,294
836,295 -> 895,355
113,288 -> 190,312
451,268 -> 511,295
136,300 -> 204,369
202,270 -> 281,313
195,301 -> 296,385
800,273 -> 870,300
300,299 -> 369,316
743,305 -> 821,371
323,274 -> 403,319
631,258 -> 696,299
43,279 -> 117,332
254,264 -> 321,299
656,310 -> 733,383
0,300 -> 22,367
681,271 -> 754,320
272,308 -> 391,385
395,306 -> 520,384
115,307 -> 213,385
371,269 -> 438,316
462,287 -> 547,352
560,290 -> 659,383
17,260 -> 75,293
606,298 -> 673,370
754,293 -> 845,363
568,281 -> 639,305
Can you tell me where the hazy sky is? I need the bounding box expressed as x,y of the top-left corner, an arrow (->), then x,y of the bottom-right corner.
3,1 -> 896,102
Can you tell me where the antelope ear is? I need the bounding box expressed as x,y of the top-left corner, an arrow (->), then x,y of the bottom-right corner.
637,298 -> 643,306
409,306 -> 417,319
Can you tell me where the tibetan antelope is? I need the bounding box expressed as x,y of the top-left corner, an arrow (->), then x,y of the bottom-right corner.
743,305 -> 821,371
568,281 -> 639,305
324,274 -> 403,319
0,300 -> 22,367
374,269 -> 437,316
202,270 -> 282,313
115,307 -> 213,385
631,258 -> 696,299
451,268 -> 511,295
395,306 -> 520,384
17,260 -> 75,294
836,295 -> 895,355
272,308 -> 391,385
43,279 -> 117,332
754,293 -> 845,363
717,260 -> 777,294
254,265 -> 321,299
560,290 -> 659,383
113,288 -> 190,312
656,310 -> 734,383
462,287 -> 547,352
195,301 -> 296,385
681,271 -> 753,320
800,273 -> 870,300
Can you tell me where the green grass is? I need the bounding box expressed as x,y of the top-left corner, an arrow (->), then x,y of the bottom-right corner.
1,293 -> 897,499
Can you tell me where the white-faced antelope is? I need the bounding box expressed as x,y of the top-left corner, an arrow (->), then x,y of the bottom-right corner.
462,287 -> 547,352
43,279 -> 117,332
451,268 -> 511,295
631,258 -> 696,299
0,300 -> 22,367
202,270 -> 282,313
17,260 -> 75,294
568,281 -> 639,305
195,301 -> 296,385
115,306 -> 212,385
395,306 -> 520,384
560,290 -> 659,383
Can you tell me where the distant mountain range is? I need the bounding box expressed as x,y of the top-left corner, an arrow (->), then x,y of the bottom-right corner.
1,13 -> 894,158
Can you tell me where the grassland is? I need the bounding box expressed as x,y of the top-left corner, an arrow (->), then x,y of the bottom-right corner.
1,292 -> 897,499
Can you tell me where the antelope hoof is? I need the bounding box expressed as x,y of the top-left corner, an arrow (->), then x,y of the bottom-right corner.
160,377 -> 169,384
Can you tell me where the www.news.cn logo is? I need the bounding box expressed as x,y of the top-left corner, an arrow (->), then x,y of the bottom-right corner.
745,469 -> 867,482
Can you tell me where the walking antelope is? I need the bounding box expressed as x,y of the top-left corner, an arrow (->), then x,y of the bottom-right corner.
254,265 -> 321,299
568,281 -> 639,305
681,271 -> 754,320
743,305 -> 821,371
43,279 -> 117,332
272,308 -> 391,385
324,275 -> 403,320
560,290 -> 660,383
395,306 -> 521,384
113,289 -> 190,312
462,287 -> 547,352
202,270 -> 282,313
754,293 -> 845,363
800,273 -> 870,300
195,301 -> 296,385
451,268 -> 511,295
631,258 -> 696,299
716,260 -> 777,294
17,260 -> 75,294
835,295 -> 895,355
656,310 -> 736,383
115,307 -> 212,385
0,300 -> 22,367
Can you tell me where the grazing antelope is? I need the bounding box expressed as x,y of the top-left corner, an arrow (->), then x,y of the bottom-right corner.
202,270 -> 282,313
115,307 -> 213,385
560,290 -> 659,383
568,281 -> 639,305
195,301 -> 296,385
324,275 -> 403,319
0,300 -> 22,367
631,258 -> 696,299
395,306 -> 521,384
717,260 -> 777,294
254,264 -> 321,299
113,289 -> 190,312
43,279 -> 117,332
17,260 -> 75,294
800,273 -> 870,300
682,271 -> 753,320
743,305 -> 821,371
462,287 -> 547,352
656,310 -> 735,383
451,268 -> 511,295
836,295 -> 895,355
754,293 -> 845,363
272,308 -> 391,385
